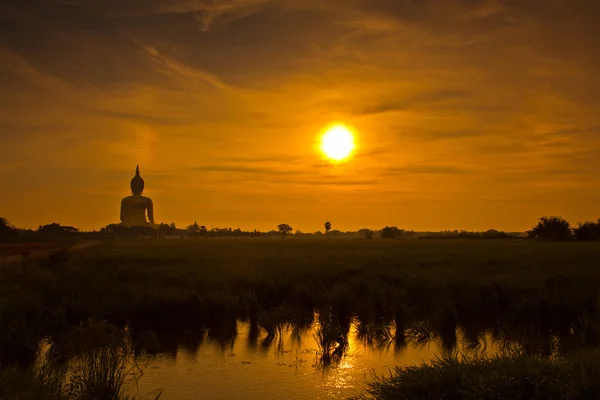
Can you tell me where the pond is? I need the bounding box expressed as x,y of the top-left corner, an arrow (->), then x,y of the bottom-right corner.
129,319 -> 506,399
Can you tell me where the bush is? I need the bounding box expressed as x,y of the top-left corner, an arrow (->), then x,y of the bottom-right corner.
528,216 -> 572,241
0,217 -> 19,241
573,221 -> 600,242
381,227 -> 404,239
355,352 -> 600,400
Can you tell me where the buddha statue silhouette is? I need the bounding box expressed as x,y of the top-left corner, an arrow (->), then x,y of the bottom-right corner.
120,166 -> 159,232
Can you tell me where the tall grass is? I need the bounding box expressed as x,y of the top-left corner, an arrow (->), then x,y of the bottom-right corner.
354,351 -> 600,400
0,321 -> 161,400
0,354 -> 66,400
314,308 -> 348,364
67,337 -> 137,399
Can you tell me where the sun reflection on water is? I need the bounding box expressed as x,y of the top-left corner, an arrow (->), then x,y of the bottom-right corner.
127,318 -> 504,400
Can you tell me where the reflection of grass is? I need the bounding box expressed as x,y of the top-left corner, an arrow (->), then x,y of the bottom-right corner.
356,318 -> 395,347
1,321 -> 161,399
314,309 -> 348,364
355,351 -> 600,400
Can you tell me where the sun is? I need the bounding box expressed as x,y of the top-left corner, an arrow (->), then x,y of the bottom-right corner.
320,125 -> 356,161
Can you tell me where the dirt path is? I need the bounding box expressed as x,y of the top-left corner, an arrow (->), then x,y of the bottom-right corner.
0,240 -> 100,268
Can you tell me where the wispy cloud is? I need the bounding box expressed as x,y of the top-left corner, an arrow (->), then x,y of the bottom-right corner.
192,164 -> 310,176
382,165 -> 471,176
138,42 -> 228,89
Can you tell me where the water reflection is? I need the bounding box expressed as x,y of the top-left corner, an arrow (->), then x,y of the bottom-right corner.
130,318 -> 505,400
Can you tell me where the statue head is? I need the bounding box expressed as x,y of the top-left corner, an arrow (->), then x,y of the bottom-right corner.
130,165 -> 145,195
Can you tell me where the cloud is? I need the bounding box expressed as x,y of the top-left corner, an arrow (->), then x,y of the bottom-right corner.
348,89 -> 471,117
138,42 -> 228,89
192,165 -> 309,176
95,110 -> 191,126
383,165 -> 471,176
52,0 -> 273,20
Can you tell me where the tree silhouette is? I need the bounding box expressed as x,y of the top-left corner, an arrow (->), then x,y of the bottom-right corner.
363,229 -> 374,239
573,220 -> 600,241
0,217 -> 18,241
277,224 -> 293,238
158,223 -> 172,236
37,223 -> 79,237
381,226 -> 404,239
528,216 -> 572,241
324,221 -> 332,237
100,223 -> 119,234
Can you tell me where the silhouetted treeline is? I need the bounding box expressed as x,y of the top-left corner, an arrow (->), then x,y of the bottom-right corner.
528,216 -> 600,241
2,216 -> 599,242
419,229 -> 515,240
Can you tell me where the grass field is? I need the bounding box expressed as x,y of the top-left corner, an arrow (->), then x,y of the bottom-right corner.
2,238 -> 600,398
0,242 -> 66,257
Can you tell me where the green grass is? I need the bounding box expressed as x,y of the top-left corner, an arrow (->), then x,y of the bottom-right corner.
2,238 -> 600,365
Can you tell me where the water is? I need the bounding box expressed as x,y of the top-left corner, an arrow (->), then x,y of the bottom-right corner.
129,320 -> 504,399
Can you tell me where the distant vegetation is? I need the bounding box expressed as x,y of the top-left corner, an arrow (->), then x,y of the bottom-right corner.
8,215 -> 600,243
1,216 -> 600,245
277,223 -> 293,237
0,217 -> 18,241
527,216 -> 600,241
324,221 -> 332,237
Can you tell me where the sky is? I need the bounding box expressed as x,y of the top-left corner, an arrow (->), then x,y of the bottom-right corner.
1,0 -> 600,232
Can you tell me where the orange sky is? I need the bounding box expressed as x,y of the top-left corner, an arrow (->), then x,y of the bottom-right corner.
1,0 -> 600,232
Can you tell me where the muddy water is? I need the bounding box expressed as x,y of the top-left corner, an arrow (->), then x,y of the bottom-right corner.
129,321 -> 504,399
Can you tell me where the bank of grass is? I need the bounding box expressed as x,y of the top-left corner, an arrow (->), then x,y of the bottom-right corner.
0,321 -> 159,400
355,350 -> 600,400
2,238 -> 600,366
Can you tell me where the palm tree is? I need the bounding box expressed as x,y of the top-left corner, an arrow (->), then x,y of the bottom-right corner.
324,222 -> 332,237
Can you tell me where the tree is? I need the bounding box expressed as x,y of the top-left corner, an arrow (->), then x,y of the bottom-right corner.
158,223 -> 172,236
527,216 -> 572,241
324,222 -> 332,237
358,228 -> 374,239
381,226 -> 404,239
37,223 -> 79,237
481,229 -> 511,239
0,217 -> 18,241
100,223 -> 119,234
277,224 -> 293,238
573,220 -> 600,241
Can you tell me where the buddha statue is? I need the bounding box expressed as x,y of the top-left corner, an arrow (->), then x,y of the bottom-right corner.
120,166 -> 159,231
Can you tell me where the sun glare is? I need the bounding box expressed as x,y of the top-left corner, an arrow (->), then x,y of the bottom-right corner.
320,125 -> 356,162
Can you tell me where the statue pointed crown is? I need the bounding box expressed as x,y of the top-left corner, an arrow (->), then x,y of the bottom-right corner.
130,164 -> 145,194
